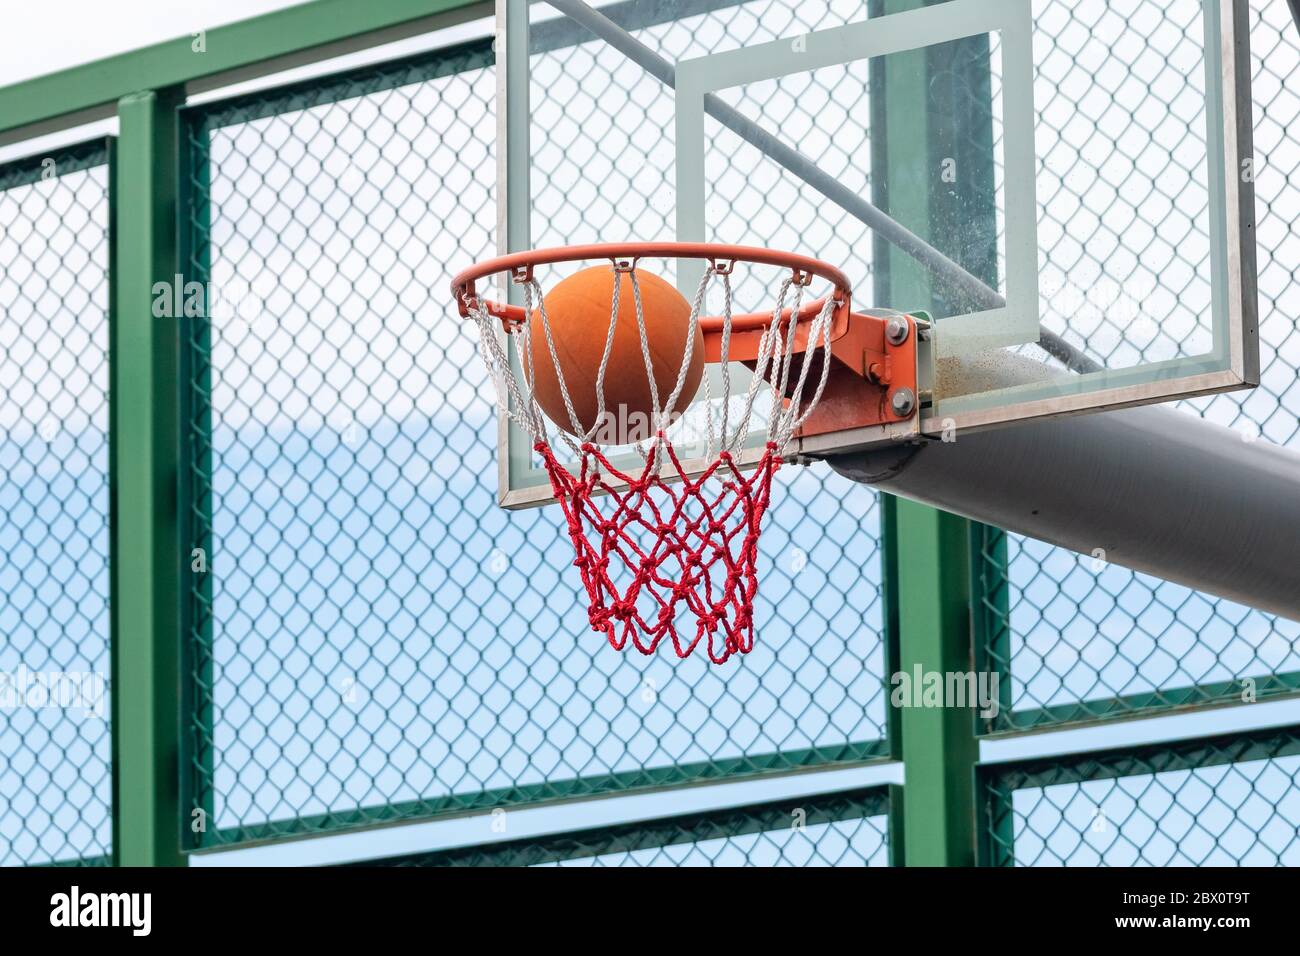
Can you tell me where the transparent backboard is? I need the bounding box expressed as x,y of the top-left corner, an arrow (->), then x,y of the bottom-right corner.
498,0 -> 1258,507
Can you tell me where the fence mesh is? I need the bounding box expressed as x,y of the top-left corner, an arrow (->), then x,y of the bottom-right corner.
0,141 -> 112,867
983,724 -> 1300,866
3,0 -> 1296,868
977,0 -> 1300,733
182,22 -> 888,849
355,786 -> 892,866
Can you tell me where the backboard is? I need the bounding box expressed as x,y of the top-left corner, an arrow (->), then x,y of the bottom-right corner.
496,0 -> 1258,507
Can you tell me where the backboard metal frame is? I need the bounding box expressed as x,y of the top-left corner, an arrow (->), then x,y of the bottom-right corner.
496,0 -> 1260,507
914,0 -> 1259,436
675,0 -> 1040,356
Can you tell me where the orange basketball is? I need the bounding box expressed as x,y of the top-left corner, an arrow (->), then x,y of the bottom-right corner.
527,266 -> 704,439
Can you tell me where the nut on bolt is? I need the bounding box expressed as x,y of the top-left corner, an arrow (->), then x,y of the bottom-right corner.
891,387 -> 916,417
885,316 -> 910,346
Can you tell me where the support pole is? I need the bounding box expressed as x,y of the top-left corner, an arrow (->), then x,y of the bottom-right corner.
895,501 -> 979,865
111,88 -> 186,867
869,0 -> 988,866
827,401 -> 1300,623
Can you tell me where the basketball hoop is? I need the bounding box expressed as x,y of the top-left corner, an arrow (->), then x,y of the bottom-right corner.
451,242 -> 907,664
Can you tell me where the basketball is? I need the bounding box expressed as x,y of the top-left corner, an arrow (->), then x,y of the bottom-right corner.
527,266 -> 704,439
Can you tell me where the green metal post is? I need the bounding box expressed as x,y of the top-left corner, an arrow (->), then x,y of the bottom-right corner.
879,496 -> 903,759
179,111 -> 216,850
886,783 -> 906,866
895,501 -> 978,865
110,88 -> 186,867
972,524 -> 1013,734
870,0 -> 993,866
973,526 -> 1015,863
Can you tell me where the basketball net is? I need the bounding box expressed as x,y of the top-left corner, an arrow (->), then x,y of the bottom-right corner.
462,259 -> 838,663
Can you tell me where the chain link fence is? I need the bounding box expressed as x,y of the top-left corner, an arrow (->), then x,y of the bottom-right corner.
0,141 -> 112,867
973,1 -> 1300,863
177,0 -> 1298,864
982,723 -> 1300,866
977,0 -> 1300,734
353,785 -> 893,866
182,13 -> 889,851
3,0 -> 1297,867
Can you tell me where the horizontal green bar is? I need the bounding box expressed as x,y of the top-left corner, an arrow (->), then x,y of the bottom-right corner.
356,786 -> 893,866
0,138 -> 109,187
0,0 -> 487,139
981,720 -> 1300,864
983,720 -> 1300,794
186,35 -> 493,133
989,670 -> 1300,735
39,855 -> 114,868
194,739 -> 891,850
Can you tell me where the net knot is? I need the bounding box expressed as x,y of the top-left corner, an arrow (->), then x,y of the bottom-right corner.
535,437 -> 781,663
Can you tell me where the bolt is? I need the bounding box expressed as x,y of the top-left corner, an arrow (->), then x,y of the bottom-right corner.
885,316 -> 910,346
891,387 -> 916,417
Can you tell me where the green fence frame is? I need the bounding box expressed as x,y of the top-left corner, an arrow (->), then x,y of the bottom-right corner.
2,0 -> 1295,868
980,722 -> 1300,866
973,522 -> 1300,735
350,784 -> 900,866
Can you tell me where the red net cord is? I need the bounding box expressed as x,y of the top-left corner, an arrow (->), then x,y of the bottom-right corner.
538,435 -> 781,664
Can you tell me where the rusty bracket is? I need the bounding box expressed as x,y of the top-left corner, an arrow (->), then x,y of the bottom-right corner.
702,309 -> 925,440
796,309 -> 923,440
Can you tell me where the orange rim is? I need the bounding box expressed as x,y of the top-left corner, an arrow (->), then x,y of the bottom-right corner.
451,241 -> 853,332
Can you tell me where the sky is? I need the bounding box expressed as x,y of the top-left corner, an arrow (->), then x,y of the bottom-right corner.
0,0 -> 304,87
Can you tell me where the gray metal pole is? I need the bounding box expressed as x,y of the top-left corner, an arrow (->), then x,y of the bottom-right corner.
825,404 -> 1300,622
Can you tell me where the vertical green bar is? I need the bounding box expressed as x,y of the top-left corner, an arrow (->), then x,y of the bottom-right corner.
973,524 -> 1014,863
886,783 -> 906,866
870,0 -> 990,867
111,87 -> 185,867
879,496 -> 903,759
972,524 -> 1012,733
896,501 -> 978,866
178,111 -> 216,848
977,768 -> 1016,866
